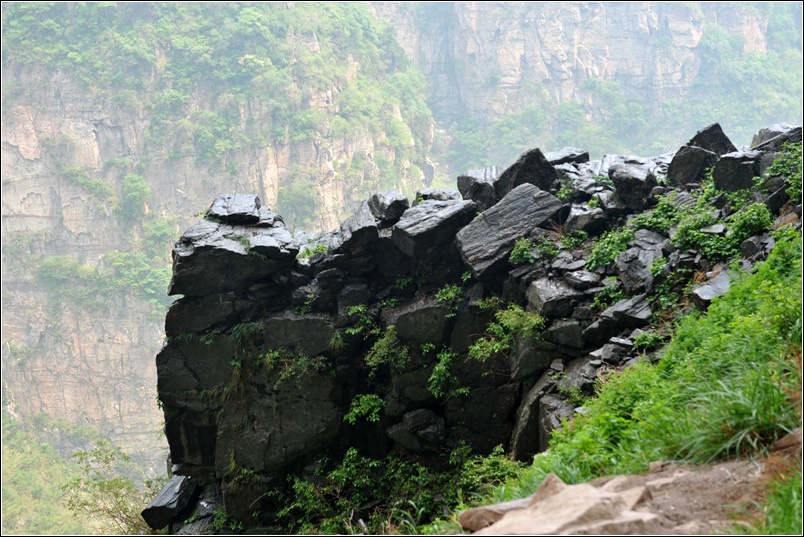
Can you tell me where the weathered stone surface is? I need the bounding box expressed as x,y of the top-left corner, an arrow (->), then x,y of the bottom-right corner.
564,270 -> 601,290
367,190 -> 410,227
214,374 -> 340,476
471,473 -> 660,535
614,232 -> 665,295
446,384 -> 520,454
667,145 -> 719,187
142,475 -> 198,530
414,187 -> 462,203
494,147 -> 559,199
338,201 -> 379,251
510,335 -> 553,381
387,409 -> 446,452
545,147 -> 590,166
457,173 -> 498,211
538,395 -> 575,449
262,312 -> 334,356
456,184 -> 562,279
509,370 -> 554,460
564,203 -> 606,234
392,199 -> 476,259
609,163 -> 657,211
526,277 -> 582,318
542,319 -> 585,348
712,150 -> 761,192
740,234 -> 775,260
691,269 -> 733,309
752,125 -> 802,152
165,293 -> 239,337
382,297 -> 451,346
170,220 -> 299,297
687,123 -> 737,156
583,294 -> 652,345
557,357 -> 602,394
207,193 -> 262,225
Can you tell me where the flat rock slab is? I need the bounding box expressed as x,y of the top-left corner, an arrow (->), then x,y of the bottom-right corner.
392,198 -> 476,259
457,184 -> 562,280
170,219 -> 299,297
461,459 -> 765,535
691,269 -> 733,309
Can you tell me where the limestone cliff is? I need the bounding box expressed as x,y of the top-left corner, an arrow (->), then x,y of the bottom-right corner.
375,1 -> 772,121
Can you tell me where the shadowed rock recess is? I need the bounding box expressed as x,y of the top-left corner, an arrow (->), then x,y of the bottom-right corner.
143,123 -> 802,533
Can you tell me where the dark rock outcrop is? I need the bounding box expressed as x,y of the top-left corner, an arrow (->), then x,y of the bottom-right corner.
147,121 -> 800,532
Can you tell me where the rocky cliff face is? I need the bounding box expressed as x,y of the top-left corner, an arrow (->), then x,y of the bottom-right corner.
142,123 -> 801,532
0,60 -> 424,468
374,2 -> 771,123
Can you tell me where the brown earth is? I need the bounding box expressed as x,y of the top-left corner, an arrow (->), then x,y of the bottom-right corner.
459,428 -> 802,535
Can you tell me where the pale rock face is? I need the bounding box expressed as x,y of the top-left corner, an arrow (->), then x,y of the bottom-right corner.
373,1 -> 769,122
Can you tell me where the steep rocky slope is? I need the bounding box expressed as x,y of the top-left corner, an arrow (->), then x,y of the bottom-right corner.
142,123 -> 801,533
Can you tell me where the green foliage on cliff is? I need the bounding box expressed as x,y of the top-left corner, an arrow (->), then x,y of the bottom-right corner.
438,226 -> 802,531
2,2 -> 436,229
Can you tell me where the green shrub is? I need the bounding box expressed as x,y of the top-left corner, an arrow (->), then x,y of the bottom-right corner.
468,303 -> 545,362
586,227 -> 634,270
344,394 -> 385,424
509,237 -> 536,266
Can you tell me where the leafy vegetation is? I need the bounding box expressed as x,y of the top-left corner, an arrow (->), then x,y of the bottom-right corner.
468,303 -> 546,362
344,394 -> 385,425
423,227 -> 801,531
274,443 -> 524,534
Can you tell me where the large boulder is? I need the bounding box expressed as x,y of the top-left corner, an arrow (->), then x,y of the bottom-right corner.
712,150 -> 762,192
609,163 -> 657,211
583,294 -> 652,345
687,123 -> 737,156
564,203 -> 606,234
392,199 -> 476,260
457,173 -> 498,211
142,476 -> 198,530
337,201 -> 379,252
456,184 -> 562,280
367,190 -> 409,228
667,145 -> 719,187
207,193 -> 262,225
751,124 -> 802,151
526,277 -> 583,318
494,148 -> 559,199
169,215 -> 299,297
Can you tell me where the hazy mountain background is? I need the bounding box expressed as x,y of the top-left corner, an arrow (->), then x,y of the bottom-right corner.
1,2 -> 801,533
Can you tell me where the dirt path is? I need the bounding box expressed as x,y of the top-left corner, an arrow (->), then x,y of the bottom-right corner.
459,429 -> 801,535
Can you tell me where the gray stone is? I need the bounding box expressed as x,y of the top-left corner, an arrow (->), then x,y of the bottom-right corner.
337,201 -> 379,252
368,190 -> 410,227
382,297 -> 451,346
526,277 -> 582,318
667,145 -> 719,187
712,151 -> 762,192
752,125 -> 802,152
207,193 -> 261,225
538,395 -> 575,450
691,269 -> 733,309
564,203 -> 606,234
414,188 -> 462,204
687,123 -> 738,156
142,475 -> 198,530
456,184 -> 562,279
494,148 -> 559,199
542,319 -> 585,349
263,312 -> 335,356
545,147 -> 590,166
509,370 -> 555,460
557,357 -> 602,393
392,199 -> 476,259
583,294 -> 652,345
387,409 -> 446,452
609,163 -> 658,211
564,270 -> 601,290
170,220 -> 299,297
446,384 -> 520,454
510,335 -> 553,381
165,293 -> 239,338
457,174 -> 498,211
